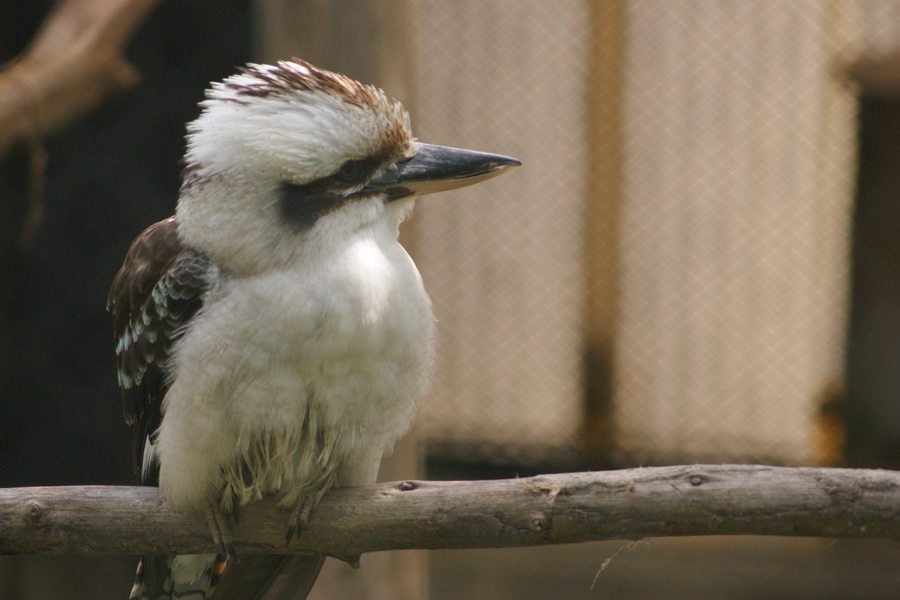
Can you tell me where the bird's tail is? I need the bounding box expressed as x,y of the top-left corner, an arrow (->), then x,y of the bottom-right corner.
209,554 -> 326,600
128,554 -> 224,600
128,554 -> 325,600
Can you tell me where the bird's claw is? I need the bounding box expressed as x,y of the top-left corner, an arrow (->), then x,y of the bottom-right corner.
205,503 -> 238,562
285,494 -> 317,547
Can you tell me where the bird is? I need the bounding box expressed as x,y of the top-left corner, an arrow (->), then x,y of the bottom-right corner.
107,58 -> 520,600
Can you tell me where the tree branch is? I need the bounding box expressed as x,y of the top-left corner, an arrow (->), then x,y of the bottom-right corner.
1,465 -> 898,558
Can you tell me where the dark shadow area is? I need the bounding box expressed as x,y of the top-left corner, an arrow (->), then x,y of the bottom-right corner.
0,2 -> 251,597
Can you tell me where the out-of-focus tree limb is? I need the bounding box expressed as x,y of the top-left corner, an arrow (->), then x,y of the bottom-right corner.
0,0 -> 160,158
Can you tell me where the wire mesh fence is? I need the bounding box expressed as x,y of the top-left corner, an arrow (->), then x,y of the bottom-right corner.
411,0 -> 900,468
413,0 -> 589,465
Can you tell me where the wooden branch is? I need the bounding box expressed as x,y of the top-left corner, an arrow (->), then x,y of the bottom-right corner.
0,0 -> 160,158
2,465 -> 899,558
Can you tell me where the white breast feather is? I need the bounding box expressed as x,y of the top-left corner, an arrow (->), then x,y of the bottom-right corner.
155,201 -> 435,513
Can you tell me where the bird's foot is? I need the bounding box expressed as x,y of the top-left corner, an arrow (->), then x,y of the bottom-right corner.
284,493 -> 318,547
204,502 -> 238,562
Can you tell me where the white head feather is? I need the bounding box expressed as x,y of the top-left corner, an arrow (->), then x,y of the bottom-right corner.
175,60 -> 414,274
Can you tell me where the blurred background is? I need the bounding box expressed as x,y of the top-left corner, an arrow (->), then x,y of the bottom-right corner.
2,0 -> 900,598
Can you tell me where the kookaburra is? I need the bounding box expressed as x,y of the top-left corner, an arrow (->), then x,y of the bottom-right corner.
108,59 -> 519,599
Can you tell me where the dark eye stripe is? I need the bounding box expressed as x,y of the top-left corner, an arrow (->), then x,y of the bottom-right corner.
277,155 -> 391,231
278,182 -> 344,231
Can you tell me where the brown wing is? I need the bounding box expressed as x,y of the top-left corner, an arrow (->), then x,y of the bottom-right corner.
107,216 -> 214,477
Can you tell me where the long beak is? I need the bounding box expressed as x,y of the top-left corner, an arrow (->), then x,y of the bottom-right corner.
365,143 -> 521,201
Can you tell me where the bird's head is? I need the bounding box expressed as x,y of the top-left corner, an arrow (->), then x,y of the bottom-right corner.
176,59 -> 519,274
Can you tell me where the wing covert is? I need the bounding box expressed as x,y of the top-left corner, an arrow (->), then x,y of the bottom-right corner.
107,216 -> 214,474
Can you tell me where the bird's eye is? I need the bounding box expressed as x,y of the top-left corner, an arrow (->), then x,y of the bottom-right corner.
337,160 -> 365,184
